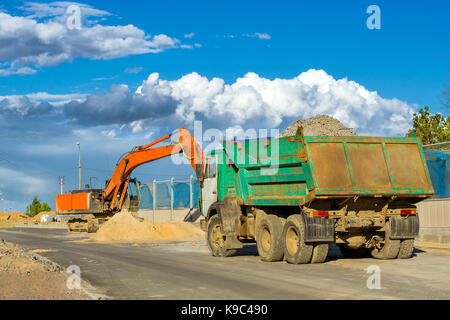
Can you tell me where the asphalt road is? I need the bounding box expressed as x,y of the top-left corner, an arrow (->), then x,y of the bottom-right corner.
1,227 -> 449,300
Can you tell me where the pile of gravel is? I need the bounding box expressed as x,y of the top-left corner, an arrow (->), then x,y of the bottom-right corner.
0,240 -> 61,274
280,115 -> 359,137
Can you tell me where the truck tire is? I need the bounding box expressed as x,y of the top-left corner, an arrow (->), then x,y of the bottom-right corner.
337,245 -> 369,258
256,215 -> 284,262
397,239 -> 415,259
311,243 -> 329,264
371,222 -> 400,260
206,215 -> 238,257
282,215 -> 313,264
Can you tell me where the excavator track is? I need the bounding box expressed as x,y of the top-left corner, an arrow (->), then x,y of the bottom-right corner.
68,215 -> 110,233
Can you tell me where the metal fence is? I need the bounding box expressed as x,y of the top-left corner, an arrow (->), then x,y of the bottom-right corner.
138,175 -> 201,212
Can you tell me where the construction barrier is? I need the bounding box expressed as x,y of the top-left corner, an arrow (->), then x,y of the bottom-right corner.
138,176 -> 200,210
424,150 -> 450,198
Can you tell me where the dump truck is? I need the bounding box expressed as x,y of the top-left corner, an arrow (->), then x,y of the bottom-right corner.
200,129 -> 434,263
55,128 -> 205,232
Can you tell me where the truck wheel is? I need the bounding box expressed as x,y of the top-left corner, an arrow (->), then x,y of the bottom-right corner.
282,215 -> 313,264
337,245 -> 369,258
206,215 -> 238,257
311,243 -> 329,264
371,222 -> 400,260
397,239 -> 415,259
256,215 -> 284,262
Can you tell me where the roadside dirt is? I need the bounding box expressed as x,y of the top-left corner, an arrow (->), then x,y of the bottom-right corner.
0,211 -> 56,228
0,240 -> 89,300
280,114 -> 359,137
88,211 -> 204,243
0,211 -> 29,228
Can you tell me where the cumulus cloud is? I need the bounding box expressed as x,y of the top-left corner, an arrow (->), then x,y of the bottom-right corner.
0,66 -> 37,76
0,5 -> 191,73
184,32 -> 195,39
63,82 -> 178,125
61,69 -> 415,136
0,96 -> 54,116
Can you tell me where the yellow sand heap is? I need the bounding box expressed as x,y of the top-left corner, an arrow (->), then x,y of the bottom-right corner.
89,211 -> 204,242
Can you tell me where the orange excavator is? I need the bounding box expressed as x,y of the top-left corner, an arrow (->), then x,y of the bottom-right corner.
55,127 -> 205,232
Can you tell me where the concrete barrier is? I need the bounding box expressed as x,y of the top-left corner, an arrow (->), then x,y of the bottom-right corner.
416,198 -> 450,244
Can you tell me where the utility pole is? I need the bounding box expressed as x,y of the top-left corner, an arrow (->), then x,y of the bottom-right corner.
58,176 -> 65,194
77,142 -> 81,190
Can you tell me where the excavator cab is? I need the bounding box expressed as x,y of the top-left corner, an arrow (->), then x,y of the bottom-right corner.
122,178 -> 141,214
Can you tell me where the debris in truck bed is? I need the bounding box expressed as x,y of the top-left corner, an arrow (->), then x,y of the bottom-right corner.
88,211 -> 204,242
280,114 -> 359,137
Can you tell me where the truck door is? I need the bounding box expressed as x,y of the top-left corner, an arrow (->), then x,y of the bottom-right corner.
201,155 -> 218,216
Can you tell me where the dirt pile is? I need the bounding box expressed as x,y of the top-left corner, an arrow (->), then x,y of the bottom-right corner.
0,240 -> 90,300
0,240 -> 60,274
32,211 -> 56,223
0,211 -> 29,227
89,211 -> 204,242
280,115 -> 359,137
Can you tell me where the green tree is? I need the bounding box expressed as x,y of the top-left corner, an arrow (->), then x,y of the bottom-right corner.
26,197 -> 52,217
407,106 -> 450,145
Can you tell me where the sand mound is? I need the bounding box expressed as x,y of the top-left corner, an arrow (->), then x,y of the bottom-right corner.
280,115 -> 359,137
32,211 -> 56,222
89,211 -> 204,242
0,212 -> 29,225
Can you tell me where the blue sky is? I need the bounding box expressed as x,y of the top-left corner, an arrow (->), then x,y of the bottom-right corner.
0,0 -> 448,212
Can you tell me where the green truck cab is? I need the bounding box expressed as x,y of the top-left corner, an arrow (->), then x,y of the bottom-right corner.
200,129 -> 434,263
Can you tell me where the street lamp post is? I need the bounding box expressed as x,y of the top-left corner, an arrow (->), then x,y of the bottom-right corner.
77,142 -> 81,190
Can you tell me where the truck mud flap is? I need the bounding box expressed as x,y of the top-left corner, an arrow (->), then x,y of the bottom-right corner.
303,216 -> 335,243
390,216 -> 419,240
219,196 -> 243,250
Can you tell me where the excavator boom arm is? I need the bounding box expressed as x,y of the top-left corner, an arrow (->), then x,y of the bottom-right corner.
103,127 -> 205,209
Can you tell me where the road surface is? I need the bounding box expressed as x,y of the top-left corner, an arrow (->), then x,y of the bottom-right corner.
1,227 -> 449,300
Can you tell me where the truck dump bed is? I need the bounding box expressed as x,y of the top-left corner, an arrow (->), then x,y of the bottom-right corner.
219,130 -> 434,206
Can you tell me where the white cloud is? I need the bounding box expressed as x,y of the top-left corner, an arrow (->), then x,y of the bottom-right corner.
125,67 -> 143,74
184,32 -> 195,39
243,32 -> 271,40
0,167 -> 53,196
0,66 -> 37,76
63,69 -> 415,136
19,1 -> 112,20
225,33 -> 271,40
0,9 -> 186,72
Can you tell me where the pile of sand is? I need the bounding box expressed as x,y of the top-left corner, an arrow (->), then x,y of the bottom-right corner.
0,212 -> 29,227
89,211 -> 204,242
280,115 -> 359,137
32,211 -> 56,223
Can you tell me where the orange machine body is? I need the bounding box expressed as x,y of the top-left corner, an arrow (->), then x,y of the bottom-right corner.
56,193 -> 90,212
